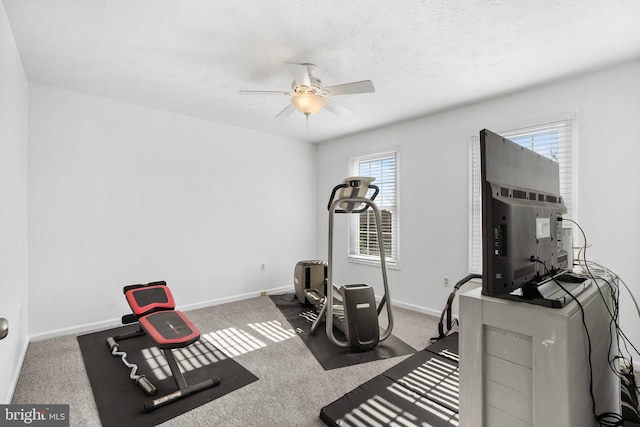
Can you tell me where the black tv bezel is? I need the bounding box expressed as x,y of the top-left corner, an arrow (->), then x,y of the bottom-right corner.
480,129 -> 568,300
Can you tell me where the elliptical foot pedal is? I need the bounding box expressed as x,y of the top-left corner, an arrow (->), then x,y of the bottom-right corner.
304,288 -> 326,307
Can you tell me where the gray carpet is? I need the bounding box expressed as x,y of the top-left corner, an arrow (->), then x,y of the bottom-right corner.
11,295 -> 440,427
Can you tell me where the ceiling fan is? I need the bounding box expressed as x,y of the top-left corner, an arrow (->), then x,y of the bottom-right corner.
240,62 -> 375,118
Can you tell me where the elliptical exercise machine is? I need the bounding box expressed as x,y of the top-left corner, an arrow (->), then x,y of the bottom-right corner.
298,177 -> 394,351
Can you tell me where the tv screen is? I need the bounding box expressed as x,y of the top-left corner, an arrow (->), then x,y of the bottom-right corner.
480,129 -> 569,302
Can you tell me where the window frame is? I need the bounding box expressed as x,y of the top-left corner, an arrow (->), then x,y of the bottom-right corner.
468,114 -> 576,274
347,149 -> 400,269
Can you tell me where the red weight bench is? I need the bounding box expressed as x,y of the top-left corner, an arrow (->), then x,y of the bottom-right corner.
106,281 -> 220,412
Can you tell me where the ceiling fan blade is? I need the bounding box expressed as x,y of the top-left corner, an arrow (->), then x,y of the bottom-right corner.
275,103 -> 296,118
284,62 -> 311,87
324,99 -> 353,116
324,80 -> 375,96
239,90 -> 290,95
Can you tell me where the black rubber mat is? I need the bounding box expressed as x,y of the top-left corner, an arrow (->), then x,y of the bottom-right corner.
320,333 -> 460,426
320,375 -> 459,427
78,324 -> 258,427
270,294 -> 415,370
382,349 -> 459,414
424,332 -> 459,357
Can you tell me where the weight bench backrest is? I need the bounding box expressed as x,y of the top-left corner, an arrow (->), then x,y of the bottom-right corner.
125,284 -> 176,318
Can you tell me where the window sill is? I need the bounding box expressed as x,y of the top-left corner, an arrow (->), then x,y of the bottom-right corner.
348,256 -> 400,270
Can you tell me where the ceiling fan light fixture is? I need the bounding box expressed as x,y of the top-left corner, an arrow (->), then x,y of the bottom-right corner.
240,62 -> 373,119
290,93 -> 327,115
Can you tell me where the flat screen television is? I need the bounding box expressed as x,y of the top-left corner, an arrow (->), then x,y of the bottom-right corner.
480,129 -> 576,307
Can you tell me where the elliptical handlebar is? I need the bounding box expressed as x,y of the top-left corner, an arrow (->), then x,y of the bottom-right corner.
321,177 -> 394,349
327,177 -> 380,214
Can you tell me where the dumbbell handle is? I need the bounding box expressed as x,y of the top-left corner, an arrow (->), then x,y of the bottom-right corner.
137,376 -> 157,396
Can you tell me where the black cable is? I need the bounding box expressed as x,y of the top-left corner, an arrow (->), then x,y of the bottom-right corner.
430,274 -> 482,345
530,259 -> 597,417
561,218 -> 621,368
562,218 -> 640,366
531,258 -> 623,426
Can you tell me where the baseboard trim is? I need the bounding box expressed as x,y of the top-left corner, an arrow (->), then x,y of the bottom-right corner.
4,338 -> 29,404
29,317 -> 122,342
390,299 -> 441,318
28,286 -> 439,342
29,285 -> 295,342
178,285 -> 294,312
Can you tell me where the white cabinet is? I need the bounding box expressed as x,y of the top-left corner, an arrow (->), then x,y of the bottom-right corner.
459,278 -> 620,426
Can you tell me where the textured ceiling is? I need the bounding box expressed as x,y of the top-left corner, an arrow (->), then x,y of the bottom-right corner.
4,0 -> 640,142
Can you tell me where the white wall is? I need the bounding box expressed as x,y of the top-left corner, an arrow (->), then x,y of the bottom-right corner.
28,84 -> 317,337
0,0 -> 29,403
317,60 -> 640,346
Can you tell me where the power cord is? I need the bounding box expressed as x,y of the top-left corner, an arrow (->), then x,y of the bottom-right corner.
430,274 -> 482,345
530,257 -> 622,426
562,218 -> 640,373
533,215 -> 640,426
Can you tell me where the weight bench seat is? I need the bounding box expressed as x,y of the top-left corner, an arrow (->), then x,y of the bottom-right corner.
138,310 -> 201,349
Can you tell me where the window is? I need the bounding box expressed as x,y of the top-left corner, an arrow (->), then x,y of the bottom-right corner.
348,150 -> 399,267
468,116 -> 574,273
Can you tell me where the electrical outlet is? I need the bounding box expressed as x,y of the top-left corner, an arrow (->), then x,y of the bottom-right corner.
260,291 -> 267,296
443,276 -> 450,287
260,263 -> 266,271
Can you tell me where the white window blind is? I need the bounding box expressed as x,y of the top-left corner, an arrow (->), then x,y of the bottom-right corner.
349,151 -> 399,267
468,117 -> 574,274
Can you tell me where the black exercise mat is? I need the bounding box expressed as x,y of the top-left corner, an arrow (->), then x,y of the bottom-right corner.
320,374 -> 459,427
319,332 -> 460,426
424,332 -> 458,358
270,294 -> 415,370
382,350 -> 459,414
78,324 -> 258,427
